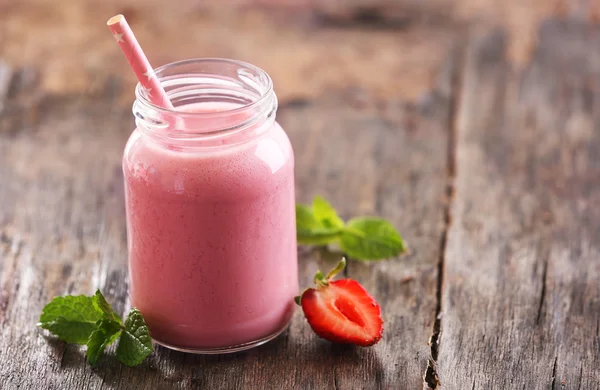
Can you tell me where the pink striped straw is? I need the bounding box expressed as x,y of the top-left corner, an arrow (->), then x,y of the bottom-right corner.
107,14 -> 173,109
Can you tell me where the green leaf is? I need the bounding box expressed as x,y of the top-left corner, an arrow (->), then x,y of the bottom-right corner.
38,295 -> 104,344
297,230 -> 343,245
296,204 -> 342,245
340,217 -> 406,261
296,196 -> 408,262
86,320 -> 122,366
312,196 -> 345,229
116,309 -> 153,367
93,290 -> 122,324
296,204 -> 319,232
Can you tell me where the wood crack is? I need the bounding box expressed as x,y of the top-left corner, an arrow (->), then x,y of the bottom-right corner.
551,356 -> 557,389
334,370 -> 340,390
423,39 -> 466,390
536,259 -> 548,325
59,345 -> 68,369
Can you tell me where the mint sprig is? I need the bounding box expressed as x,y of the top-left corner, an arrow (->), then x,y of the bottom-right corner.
38,290 -> 153,367
116,309 -> 153,366
38,295 -> 104,344
296,202 -> 344,245
340,217 -> 406,260
87,319 -> 122,365
92,290 -> 122,324
296,197 -> 407,261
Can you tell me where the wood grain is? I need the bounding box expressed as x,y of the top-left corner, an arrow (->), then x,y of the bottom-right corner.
1,0 -> 592,102
0,1 -> 456,102
436,20 -> 600,389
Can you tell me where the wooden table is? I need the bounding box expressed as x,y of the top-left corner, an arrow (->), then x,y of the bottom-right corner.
1,1 -> 599,389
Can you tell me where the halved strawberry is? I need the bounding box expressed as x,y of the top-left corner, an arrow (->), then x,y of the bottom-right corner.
296,258 -> 383,346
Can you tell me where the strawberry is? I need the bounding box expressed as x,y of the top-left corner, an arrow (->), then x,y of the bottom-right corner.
295,258 -> 383,346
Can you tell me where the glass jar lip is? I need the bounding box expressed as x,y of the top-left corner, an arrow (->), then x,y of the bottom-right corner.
134,57 -> 274,118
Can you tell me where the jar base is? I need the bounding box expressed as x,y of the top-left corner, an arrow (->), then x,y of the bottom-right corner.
152,321 -> 290,355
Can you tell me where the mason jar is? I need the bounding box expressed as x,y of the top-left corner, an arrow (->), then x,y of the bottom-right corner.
122,59 -> 298,353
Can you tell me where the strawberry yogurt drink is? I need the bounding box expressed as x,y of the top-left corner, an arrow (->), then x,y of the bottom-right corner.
122,59 -> 298,353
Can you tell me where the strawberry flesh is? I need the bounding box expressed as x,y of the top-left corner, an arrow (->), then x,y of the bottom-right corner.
301,279 -> 383,346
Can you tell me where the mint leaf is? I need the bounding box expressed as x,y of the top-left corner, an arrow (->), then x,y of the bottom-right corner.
116,309 -> 153,367
92,290 -> 122,324
297,196 -> 408,261
298,229 -> 342,245
86,319 -> 122,366
296,203 -> 342,245
39,292 -> 155,367
39,295 -> 103,344
340,217 -> 406,260
312,196 -> 345,229
296,204 -> 318,231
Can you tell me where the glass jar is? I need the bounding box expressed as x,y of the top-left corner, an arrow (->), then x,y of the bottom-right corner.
122,59 -> 298,353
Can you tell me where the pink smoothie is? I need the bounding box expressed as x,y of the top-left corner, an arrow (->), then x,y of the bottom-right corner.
123,103 -> 298,349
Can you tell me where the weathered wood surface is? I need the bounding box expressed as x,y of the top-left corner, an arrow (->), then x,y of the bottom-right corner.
437,21 -> 600,389
1,1 -> 600,389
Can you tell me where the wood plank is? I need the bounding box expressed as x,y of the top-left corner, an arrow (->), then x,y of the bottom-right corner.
338,46 -> 460,389
0,58 -> 455,388
0,2 -> 454,102
437,20 -> 600,389
1,0 -> 584,103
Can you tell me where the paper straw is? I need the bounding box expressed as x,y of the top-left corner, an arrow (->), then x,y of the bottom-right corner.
107,14 -> 173,109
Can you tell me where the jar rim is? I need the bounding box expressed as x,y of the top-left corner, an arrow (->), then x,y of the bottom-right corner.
134,57 -> 275,119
